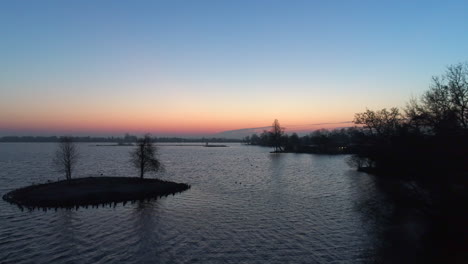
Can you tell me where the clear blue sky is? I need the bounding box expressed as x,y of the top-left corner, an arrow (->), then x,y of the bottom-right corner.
1,0 -> 467,136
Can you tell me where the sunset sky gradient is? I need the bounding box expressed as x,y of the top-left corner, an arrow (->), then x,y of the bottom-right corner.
1,1 -> 468,136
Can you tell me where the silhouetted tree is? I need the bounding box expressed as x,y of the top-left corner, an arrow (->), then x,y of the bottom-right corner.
270,119 -> 285,152
286,132 -> 300,151
349,64 -> 468,257
250,134 -> 260,145
406,63 -> 468,134
260,130 -> 270,146
54,136 -> 79,180
350,108 -> 405,171
354,107 -> 403,138
247,127 -> 360,154
350,63 -> 468,177
131,134 -> 162,179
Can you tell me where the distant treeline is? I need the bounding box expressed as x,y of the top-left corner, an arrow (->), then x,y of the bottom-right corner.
246,63 -> 468,184
247,64 -> 468,257
346,63 -> 468,255
0,136 -> 121,143
348,63 -> 468,183
154,137 -> 241,143
0,135 -> 241,143
243,127 -> 363,154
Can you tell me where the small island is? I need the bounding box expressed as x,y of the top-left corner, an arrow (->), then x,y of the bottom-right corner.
2,177 -> 190,210
2,134 -> 191,210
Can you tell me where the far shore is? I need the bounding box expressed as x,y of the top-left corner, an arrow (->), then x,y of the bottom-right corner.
3,177 -> 190,210
93,144 -> 230,147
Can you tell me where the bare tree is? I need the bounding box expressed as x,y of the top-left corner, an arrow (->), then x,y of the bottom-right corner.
406,62 -> 468,133
270,119 -> 285,152
131,134 -> 162,179
354,107 -> 402,138
54,136 -> 79,180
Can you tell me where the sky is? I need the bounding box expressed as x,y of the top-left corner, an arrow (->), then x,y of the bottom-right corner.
1,0 -> 468,137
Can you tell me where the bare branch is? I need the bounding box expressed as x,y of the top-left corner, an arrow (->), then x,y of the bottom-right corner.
131,134 -> 162,178
53,136 -> 79,180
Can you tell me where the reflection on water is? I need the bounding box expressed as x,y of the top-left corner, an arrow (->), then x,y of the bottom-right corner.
132,201 -> 161,262
54,210 -> 78,258
355,174 -> 467,264
0,143 -> 454,263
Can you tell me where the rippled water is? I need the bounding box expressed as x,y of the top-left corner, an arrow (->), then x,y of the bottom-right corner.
1,143 -> 385,263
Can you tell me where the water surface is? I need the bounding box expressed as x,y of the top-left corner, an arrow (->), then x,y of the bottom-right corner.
1,143 -> 384,263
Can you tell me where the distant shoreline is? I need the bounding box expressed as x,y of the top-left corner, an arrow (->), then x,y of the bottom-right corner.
3,177 -> 190,210
0,136 -> 242,143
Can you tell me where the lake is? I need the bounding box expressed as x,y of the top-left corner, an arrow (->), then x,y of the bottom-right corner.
0,143 -> 418,263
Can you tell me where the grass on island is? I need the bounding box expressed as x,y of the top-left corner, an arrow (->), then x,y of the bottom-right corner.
2,177 -> 190,210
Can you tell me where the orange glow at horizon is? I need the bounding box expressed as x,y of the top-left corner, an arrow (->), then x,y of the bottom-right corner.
0,82 -> 364,136
0,113 -> 355,136
0,100 -> 356,135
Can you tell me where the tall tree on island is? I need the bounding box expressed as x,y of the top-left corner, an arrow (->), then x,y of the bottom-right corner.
131,134 -> 162,179
53,136 -> 79,180
270,119 -> 285,152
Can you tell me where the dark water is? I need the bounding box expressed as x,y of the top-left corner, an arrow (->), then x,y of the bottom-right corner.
0,143 -> 417,263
